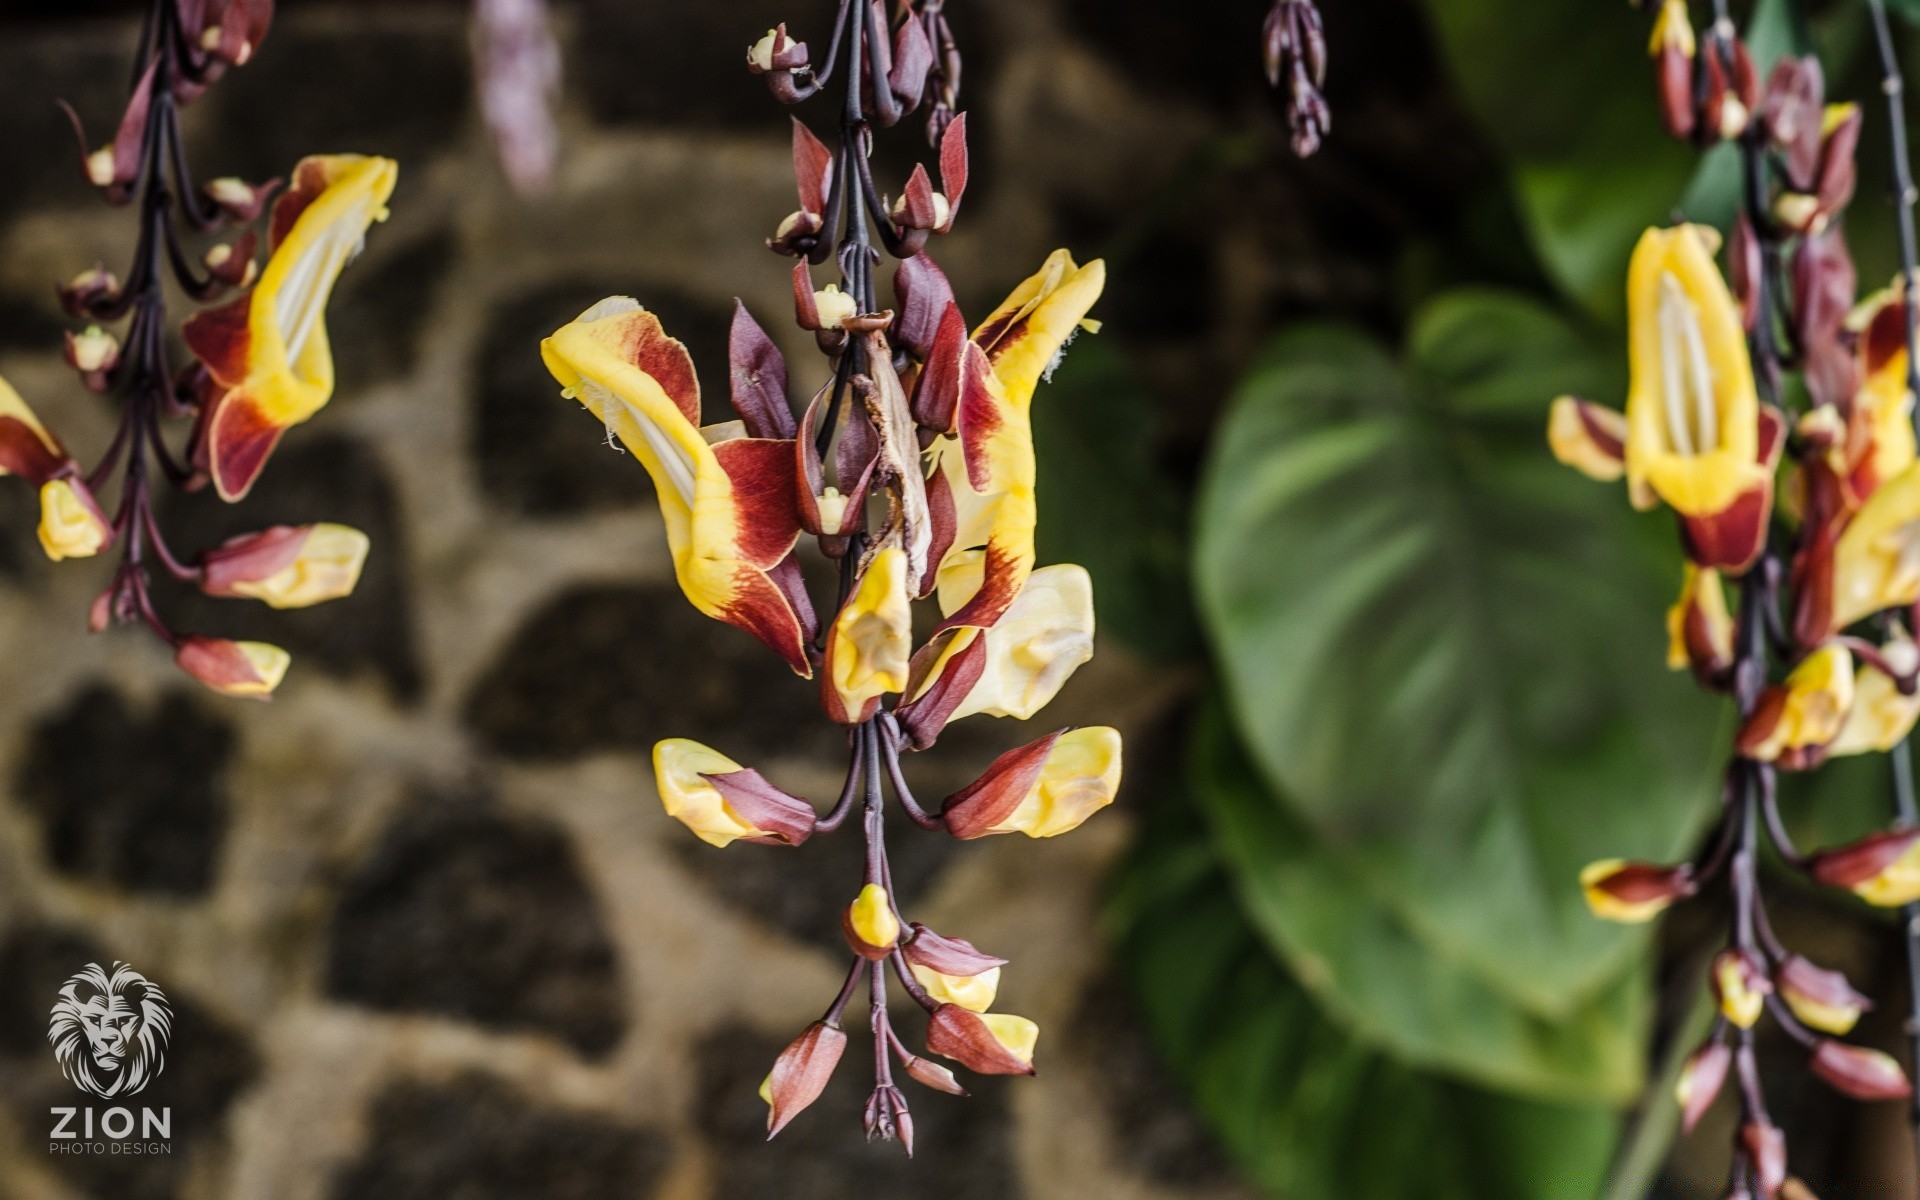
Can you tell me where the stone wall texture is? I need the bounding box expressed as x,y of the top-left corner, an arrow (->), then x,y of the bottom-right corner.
0,0 -> 1491,1197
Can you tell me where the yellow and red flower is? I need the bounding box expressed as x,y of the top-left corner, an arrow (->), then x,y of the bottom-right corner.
184,153 -> 398,500
542,298 -> 817,674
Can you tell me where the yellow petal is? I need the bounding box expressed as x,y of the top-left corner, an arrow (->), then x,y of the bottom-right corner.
992,726 -> 1122,838
911,964 -> 1001,1013
37,479 -> 106,561
979,1013 -> 1039,1066
651,738 -> 761,848
230,523 -> 370,609
829,545 -> 914,710
952,565 -> 1096,722
1832,462 -> 1920,630
848,883 -> 901,949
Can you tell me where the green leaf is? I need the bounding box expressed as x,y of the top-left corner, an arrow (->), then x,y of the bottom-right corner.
1194,703 -> 1649,1102
1420,0 -> 1699,319
1112,779 -> 1621,1200
1032,337 -> 1197,661
1419,0 -> 1807,320
1193,291 -> 1723,1022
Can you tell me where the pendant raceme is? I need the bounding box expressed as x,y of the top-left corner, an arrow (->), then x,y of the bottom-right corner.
548,1 -> 1126,1150
1548,18 -> 1920,1193
10,0 -> 392,700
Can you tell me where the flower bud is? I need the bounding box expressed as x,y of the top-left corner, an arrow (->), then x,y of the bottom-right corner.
1810,1039 -> 1913,1101
1547,395 -> 1628,482
909,959 -> 1001,1013
37,478 -> 110,562
64,325 -> 120,390
1649,0 -> 1697,140
174,635 -> 291,700
204,238 -> 259,290
902,1053 -> 968,1096
813,285 -> 858,331
1676,1040 -> 1731,1133
1664,565 -> 1734,683
926,1005 -> 1038,1076
651,738 -> 817,848
1743,1120 -> 1787,1198
1713,948 -> 1770,1029
1737,643 -> 1854,769
760,1021 -> 847,1138
200,523 -> 369,609
1808,828 -> 1920,906
1579,859 -> 1695,923
57,265 -> 120,318
943,727 -> 1122,840
746,24 -> 809,74
203,176 -> 278,224
1777,955 -> 1872,1035
843,883 -> 901,959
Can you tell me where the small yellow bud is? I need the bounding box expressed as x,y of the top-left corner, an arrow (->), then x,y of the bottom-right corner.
847,883 -> 901,951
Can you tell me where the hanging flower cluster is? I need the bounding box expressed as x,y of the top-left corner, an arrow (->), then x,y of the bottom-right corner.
1262,0 -> 1329,156
541,0 -> 1119,1153
1552,6 -> 1920,1194
1,0 -> 396,699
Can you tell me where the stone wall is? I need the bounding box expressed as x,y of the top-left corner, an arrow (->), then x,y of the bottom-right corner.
0,1 -> 1492,1197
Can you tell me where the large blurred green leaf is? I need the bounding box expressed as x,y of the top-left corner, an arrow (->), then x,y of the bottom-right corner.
1193,291 -> 1723,1021
1032,338 -> 1196,661
1195,705 -> 1648,1102
1111,777 -> 1620,1200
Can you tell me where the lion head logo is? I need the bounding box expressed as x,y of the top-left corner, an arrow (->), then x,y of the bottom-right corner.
47,962 -> 171,1100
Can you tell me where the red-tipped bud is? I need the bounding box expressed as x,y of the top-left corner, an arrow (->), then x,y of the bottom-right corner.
760,1021 -> 847,1138
726,302 -> 795,440
1580,859 -> 1696,923
200,523 -> 368,609
1676,1041 -> 1732,1133
1743,1120 -> 1787,1197
943,728 -> 1122,840
925,1004 -> 1038,1076
893,254 -> 957,362
175,635 -> 291,700
1809,828 -> 1920,906
1776,956 -> 1872,1035
703,770 -> 819,847
1810,1039 -> 1913,1101
903,924 -> 1006,1012
56,265 -> 120,319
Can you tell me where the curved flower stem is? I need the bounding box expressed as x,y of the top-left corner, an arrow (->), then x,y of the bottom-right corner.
1866,0 -> 1920,1167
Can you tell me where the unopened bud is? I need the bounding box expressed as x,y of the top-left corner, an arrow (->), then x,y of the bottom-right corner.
1777,955 -> 1871,1035
813,285 -> 858,330
64,325 -> 120,385
37,477 -> 110,562
1743,1120 -> 1787,1197
1713,948 -> 1770,1029
204,176 -> 277,224
902,1053 -> 968,1096
204,241 -> 259,289
762,1021 -> 847,1138
925,1004 -> 1038,1076
84,146 -> 115,188
174,635 -> 291,700
1676,1040 -> 1731,1133
1579,859 -> 1694,922
200,523 -> 368,608
57,265 -> 120,318
1810,1039 -> 1913,1101
1809,828 -> 1920,906
843,883 -> 901,958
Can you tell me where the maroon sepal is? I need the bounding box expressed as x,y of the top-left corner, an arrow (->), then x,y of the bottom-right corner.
795,384 -> 876,539
888,14 -> 934,108
1679,405 -> 1782,574
765,1022 -> 848,1138
910,304 -> 967,435
942,731 -> 1065,840
1794,231 -> 1857,410
703,769 -> 817,846
1728,214 -> 1761,332
893,253 -> 956,362
1678,1041 -> 1731,1134
1762,56 -> 1825,191
0,419 -> 68,486
1815,105 -> 1861,222
199,524 -> 309,596
60,56 -> 157,199
902,924 -> 1008,977
1590,861 -> 1696,910
765,553 -> 819,648
1810,1039 -> 1913,1101
728,302 -> 795,440
917,462 -> 958,597
1656,43 -> 1695,141
925,1004 -> 1034,1076
205,231 -> 259,290
1807,828 -> 1920,890
937,113 -> 969,228
895,629 -> 986,750
791,261 -> 824,332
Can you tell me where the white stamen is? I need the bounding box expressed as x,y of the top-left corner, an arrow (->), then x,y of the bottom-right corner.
1673,277 -> 1719,453
581,379 -> 697,505
1657,274 -> 1694,456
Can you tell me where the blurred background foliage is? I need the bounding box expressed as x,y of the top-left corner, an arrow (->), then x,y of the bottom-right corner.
1074,0 -> 1920,1195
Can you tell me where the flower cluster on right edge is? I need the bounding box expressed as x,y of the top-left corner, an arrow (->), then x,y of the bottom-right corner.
538,0 -> 1120,1152
1550,7 -> 1920,1193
